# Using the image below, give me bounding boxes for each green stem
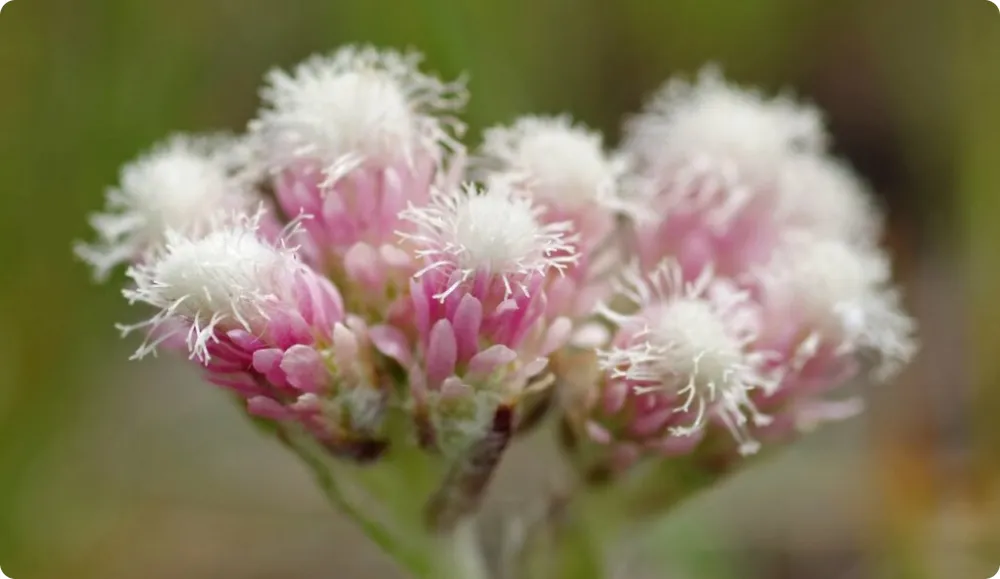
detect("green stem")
[516,488,610,579]
[276,423,493,579]
[280,432,434,577]
[426,519,492,579]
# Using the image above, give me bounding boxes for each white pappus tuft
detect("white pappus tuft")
[399,181,580,301]
[758,233,917,381]
[479,115,629,210]
[250,45,467,187]
[75,134,254,281]
[777,155,884,244]
[119,211,305,362]
[623,66,826,228]
[597,261,775,455]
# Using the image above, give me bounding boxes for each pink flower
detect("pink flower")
[585,261,777,461]
[366,181,578,454]
[119,212,385,451]
[623,66,828,279]
[749,233,916,438]
[248,45,468,309]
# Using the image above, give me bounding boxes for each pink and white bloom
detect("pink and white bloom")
[479,115,628,244]
[248,45,467,293]
[750,233,916,436]
[587,261,777,460]
[624,67,827,278]
[119,212,385,450]
[369,181,578,453]
[76,134,258,280]
[479,115,632,322]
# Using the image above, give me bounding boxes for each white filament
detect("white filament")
[399,182,579,301]
[598,261,774,454]
[251,45,467,185]
[480,115,627,209]
[120,213,302,362]
[76,134,252,280]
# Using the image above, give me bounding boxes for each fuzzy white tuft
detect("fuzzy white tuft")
[759,233,917,380]
[778,155,883,244]
[479,115,628,210]
[623,66,826,228]
[399,181,579,301]
[75,134,253,281]
[598,261,774,455]
[250,45,467,186]
[120,212,304,362]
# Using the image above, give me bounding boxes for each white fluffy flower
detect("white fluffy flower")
[758,233,917,380]
[76,134,253,280]
[250,45,467,186]
[120,212,303,362]
[598,261,775,454]
[479,115,628,210]
[399,181,579,301]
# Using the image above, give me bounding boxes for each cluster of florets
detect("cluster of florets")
[78,47,916,476]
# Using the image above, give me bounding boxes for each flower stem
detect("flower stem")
[278,428,434,576]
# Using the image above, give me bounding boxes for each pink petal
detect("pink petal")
[207,374,263,396]
[628,406,674,438]
[247,396,292,420]
[264,309,313,349]
[252,348,284,374]
[467,344,518,376]
[521,357,549,378]
[227,329,265,352]
[331,322,361,370]
[571,322,610,349]
[585,420,613,445]
[452,294,483,364]
[344,242,384,291]
[426,319,457,389]
[369,324,412,366]
[601,381,630,414]
[280,345,328,393]
[380,244,412,268]
[410,277,431,341]
[439,377,470,399]
[541,317,572,356]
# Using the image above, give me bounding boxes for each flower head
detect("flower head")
[400,181,579,302]
[480,115,627,212]
[76,134,254,280]
[625,66,825,186]
[117,211,387,451]
[755,233,916,383]
[595,261,775,455]
[623,66,825,248]
[120,211,342,363]
[250,45,467,185]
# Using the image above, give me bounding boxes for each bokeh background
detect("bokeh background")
[0,0,996,577]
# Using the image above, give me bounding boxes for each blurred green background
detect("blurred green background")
[0,0,997,577]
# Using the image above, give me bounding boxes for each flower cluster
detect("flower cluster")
[80,48,916,483]
[578,67,917,467]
